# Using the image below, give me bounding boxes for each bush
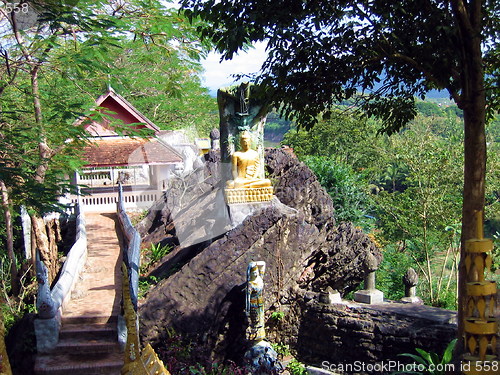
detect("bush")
[287,358,307,375]
[376,244,415,301]
[303,156,374,229]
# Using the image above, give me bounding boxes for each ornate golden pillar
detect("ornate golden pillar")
[462,211,498,374]
[121,264,170,375]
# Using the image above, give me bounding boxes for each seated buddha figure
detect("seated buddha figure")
[226,131,272,189]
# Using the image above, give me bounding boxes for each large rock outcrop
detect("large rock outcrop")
[138,148,381,361]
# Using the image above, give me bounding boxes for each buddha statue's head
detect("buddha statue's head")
[240,130,252,151]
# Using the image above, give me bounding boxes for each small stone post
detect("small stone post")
[209,128,220,151]
[354,252,384,304]
[401,268,423,304]
[318,286,343,305]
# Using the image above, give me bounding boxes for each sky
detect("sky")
[200,41,268,96]
[199,41,448,100]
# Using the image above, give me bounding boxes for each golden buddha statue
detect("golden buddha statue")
[226,131,272,189]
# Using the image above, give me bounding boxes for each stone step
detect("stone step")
[59,323,117,341]
[61,314,118,326]
[54,336,121,355]
[34,351,123,375]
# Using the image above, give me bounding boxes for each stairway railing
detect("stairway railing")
[116,183,169,375]
[34,202,87,353]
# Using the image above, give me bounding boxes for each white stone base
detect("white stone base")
[227,196,298,228]
[401,296,424,304]
[319,291,343,305]
[354,289,384,304]
[228,201,274,227]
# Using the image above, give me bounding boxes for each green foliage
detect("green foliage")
[156,327,247,374]
[490,232,500,279]
[0,254,36,330]
[1,1,213,318]
[283,107,485,308]
[287,358,307,375]
[271,342,291,358]
[376,244,415,301]
[105,39,217,136]
[189,362,246,375]
[138,275,159,299]
[415,101,444,117]
[282,111,384,176]
[270,310,285,322]
[265,111,292,146]
[0,0,214,219]
[149,243,172,264]
[303,156,374,229]
[138,242,172,297]
[392,339,457,375]
[372,117,463,307]
[266,111,292,132]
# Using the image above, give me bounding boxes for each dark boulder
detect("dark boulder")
[137,148,381,361]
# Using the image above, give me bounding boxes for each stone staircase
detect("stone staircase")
[34,213,124,375]
[34,315,122,374]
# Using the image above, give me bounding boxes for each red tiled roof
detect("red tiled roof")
[82,137,183,167]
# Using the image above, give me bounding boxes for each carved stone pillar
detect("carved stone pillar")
[209,128,220,151]
[401,268,423,304]
[354,252,384,304]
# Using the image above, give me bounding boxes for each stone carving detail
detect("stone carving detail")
[401,268,422,304]
[244,261,282,374]
[354,252,384,304]
[209,128,220,151]
[0,311,12,375]
[246,261,266,343]
[36,254,56,319]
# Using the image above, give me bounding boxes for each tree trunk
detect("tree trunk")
[31,215,59,283]
[0,180,19,296]
[456,18,487,358]
[448,0,487,357]
[457,103,486,353]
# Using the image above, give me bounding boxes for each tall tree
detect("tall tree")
[180,0,499,347]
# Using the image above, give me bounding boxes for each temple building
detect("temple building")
[70,88,184,212]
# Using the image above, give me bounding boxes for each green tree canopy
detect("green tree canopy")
[180,0,498,130]
[0,0,213,212]
[0,0,213,294]
[282,110,385,176]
